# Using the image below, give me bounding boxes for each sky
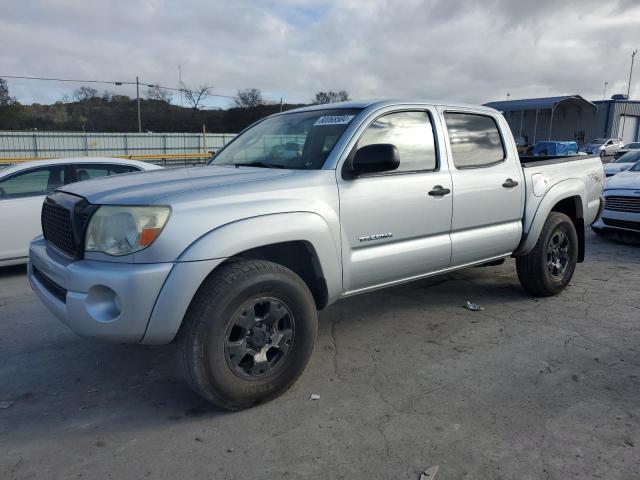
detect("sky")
[1,0,639,109]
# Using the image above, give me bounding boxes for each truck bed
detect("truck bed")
[519,154,599,168]
[517,153,604,256]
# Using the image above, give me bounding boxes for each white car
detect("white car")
[592,160,640,236]
[603,150,640,177]
[613,141,640,160]
[581,138,623,158]
[0,157,162,266]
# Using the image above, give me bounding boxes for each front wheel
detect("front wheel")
[179,260,318,410]
[516,212,578,296]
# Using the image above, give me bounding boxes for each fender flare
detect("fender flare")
[141,212,342,344]
[515,178,586,256]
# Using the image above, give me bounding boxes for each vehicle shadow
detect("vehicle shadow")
[0,263,27,278]
[1,334,226,446]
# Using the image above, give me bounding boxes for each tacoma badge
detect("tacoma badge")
[358,233,393,242]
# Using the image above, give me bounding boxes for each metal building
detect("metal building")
[485,95,640,146]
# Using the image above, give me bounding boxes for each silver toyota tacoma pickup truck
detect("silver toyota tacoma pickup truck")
[28,100,604,410]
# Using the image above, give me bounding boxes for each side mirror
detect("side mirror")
[346,143,400,178]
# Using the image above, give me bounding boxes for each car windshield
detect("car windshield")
[623,142,640,149]
[210,109,361,170]
[631,161,640,172]
[615,151,640,163]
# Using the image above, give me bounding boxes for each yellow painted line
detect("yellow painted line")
[0,153,213,164]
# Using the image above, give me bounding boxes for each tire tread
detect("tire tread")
[516,212,577,297]
[178,259,315,410]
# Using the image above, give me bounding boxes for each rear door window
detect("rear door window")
[444,112,505,168]
[74,164,139,181]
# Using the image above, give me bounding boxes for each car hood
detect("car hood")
[603,163,634,173]
[58,165,294,205]
[604,170,640,190]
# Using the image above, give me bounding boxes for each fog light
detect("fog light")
[85,285,121,323]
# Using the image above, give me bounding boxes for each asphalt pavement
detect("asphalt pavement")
[1,230,638,479]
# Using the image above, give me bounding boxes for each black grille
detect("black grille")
[604,196,640,213]
[602,218,640,232]
[42,202,76,257]
[33,266,67,303]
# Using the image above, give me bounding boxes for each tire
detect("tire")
[179,260,318,410]
[516,212,578,296]
[600,149,606,158]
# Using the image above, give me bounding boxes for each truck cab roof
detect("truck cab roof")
[285,99,500,114]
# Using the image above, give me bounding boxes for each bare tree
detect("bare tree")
[0,78,17,106]
[180,83,213,111]
[234,88,264,108]
[313,90,350,104]
[73,86,98,102]
[147,84,173,104]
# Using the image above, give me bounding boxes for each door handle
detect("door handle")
[502,178,519,188]
[428,185,451,197]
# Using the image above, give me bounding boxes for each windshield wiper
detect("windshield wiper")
[233,162,287,169]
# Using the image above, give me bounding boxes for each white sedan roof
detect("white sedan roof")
[0,157,162,177]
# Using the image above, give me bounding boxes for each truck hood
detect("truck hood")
[604,170,640,190]
[58,165,293,205]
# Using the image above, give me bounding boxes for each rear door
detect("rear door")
[0,165,73,261]
[441,110,524,266]
[338,108,453,294]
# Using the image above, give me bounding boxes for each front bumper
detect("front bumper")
[28,237,173,343]
[592,207,640,233]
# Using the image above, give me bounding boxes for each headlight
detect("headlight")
[85,206,171,256]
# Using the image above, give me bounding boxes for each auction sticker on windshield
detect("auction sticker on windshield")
[314,115,355,126]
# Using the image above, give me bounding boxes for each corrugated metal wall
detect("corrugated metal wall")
[499,100,640,145]
[604,101,640,142]
[0,131,237,159]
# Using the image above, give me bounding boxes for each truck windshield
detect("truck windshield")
[211,109,362,170]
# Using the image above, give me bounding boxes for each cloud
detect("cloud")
[1,0,638,107]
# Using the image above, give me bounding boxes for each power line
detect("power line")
[0,74,240,99]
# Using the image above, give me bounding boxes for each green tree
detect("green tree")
[0,78,17,106]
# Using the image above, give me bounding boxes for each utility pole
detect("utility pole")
[620,49,637,141]
[603,81,608,101]
[178,65,183,107]
[280,98,283,112]
[136,76,142,133]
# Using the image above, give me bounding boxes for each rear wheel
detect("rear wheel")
[179,260,318,410]
[516,212,578,296]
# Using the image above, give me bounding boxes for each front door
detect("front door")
[338,110,453,294]
[0,165,72,261]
